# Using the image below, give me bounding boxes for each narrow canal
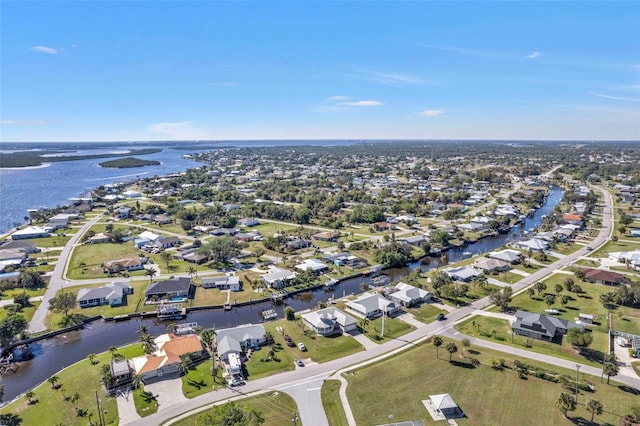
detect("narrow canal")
[1,187,563,402]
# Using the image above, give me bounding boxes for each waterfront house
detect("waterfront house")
[201,275,241,291]
[295,258,329,274]
[261,268,297,289]
[301,307,358,336]
[443,266,483,282]
[488,249,523,264]
[145,277,193,302]
[11,226,50,240]
[77,281,132,307]
[387,282,432,307]
[103,257,145,274]
[511,238,549,252]
[512,310,583,342]
[473,257,510,273]
[129,333,206,380]
[345,293,399,319]
[215,324,266,362]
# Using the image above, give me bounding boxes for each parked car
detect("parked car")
[284,334,295,347]
[297,342,307,351]
[294,358,304,367]
[436,313,446,321]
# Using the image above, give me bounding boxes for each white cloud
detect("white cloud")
[588,91,640,102]
[0,119,48,126]
[325,95,353,102]
[208,81,237,87]
[147,121,206,139]
[527,51,541,59]
[336,100,383,107]
[418,110,445,117]
[364,71,430,86]
[30,45,59,54]
[421,44,502,59]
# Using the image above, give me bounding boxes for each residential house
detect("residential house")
[88,232,111,244]
[116,206,131,219]
[104,257,145,274]
[512,310,583,342]
[489,249,523,264]
[387,282,432,307]
[581,268,626,285]
[145,277,193,302]
[295,259,329,274]
[0,248,27,270]
[345,293,399,319]
[630,229,640,238]
[473,257,510,273]
[371,222,396,232]
[312,231,341,242]
[234,232,259,242]
[201,275,242,291]
[129,333,206,380]
[443,266,483,282]
[512,238,549,252]
[215,323,266,362]
[285,237,311,251]
[261,268,297,289]
[301,307,358,336]
[157,236,181,248]
[153,214,173,225]
[562,213,584,228]
[11,226,51,240]
[401,235,428,246]
[238,218,260,227]
[77,281,132,308]
[0,240,37,253]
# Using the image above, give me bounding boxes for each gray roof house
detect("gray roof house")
[201,275,241,291]
[77,281,132,308]
[387,282,432,307]
[443,266,483,282]
[512,310,584,342]
[216,324,267,362]
[488,249,523,264]
[261,268,297,289]
[345,293,399,319]
[301,307,358,336]
[145,277,193,301]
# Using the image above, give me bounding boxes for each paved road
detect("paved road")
[28,211,105,333]
[133,186,631,425]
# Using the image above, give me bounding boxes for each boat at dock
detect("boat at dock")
[261,309,278,321]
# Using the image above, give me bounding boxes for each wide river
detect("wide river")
[0,186,563,402]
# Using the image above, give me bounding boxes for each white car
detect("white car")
[297,342,307,351]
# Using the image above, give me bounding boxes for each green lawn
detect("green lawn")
[181,358,220,398]
[404,304,446,324]
[339,337,639,425]
[361,316,415,343]
[455,316,609,368]
[31,235,72,248]
[321,379,349,426]
[133,388,158,417]
[591,239,640,258]
[171,391,298,426]
[67,241,144,279]
[0,344,145,426]
[0,302,40,323]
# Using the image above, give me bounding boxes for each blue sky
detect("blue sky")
[1,1,639,142]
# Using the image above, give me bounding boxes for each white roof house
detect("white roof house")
[295,259,329,273]
[443,266,483,282]
[512,238,549,252]
[489,249,522,263]
[215,323,266,361]
[261,268,297,288]
[11,226,51,240]
[301,307,358,335]
[345,293,399,319]
[138,230,161,242]
[388,282,432,306]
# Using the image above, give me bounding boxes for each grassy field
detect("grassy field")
[340,337,639,425]
[171,391,298,426]
[67,242,143,279]
[132,388,158,417]
[591,239,640,257]
[405,304,446,324]
[361,316,415,343]
[455,316,609,368]
[32,234,72,248]
[321,379,349,426]
[180,358,219,398]
[0,302,39,323]
[0,344,145,426]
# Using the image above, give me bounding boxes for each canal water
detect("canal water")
[1,187,563,402]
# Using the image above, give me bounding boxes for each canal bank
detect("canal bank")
[1,186,563,403]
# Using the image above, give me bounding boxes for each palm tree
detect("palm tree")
[556,392,576,418]
[108,346,118,357]
[586,399,603,422]
[131,374,145,392]
[603,362,619,384]
[140,333,155,354]
[47,375,59,389]
[87,353,97,365]
[145,267,157,283]
[446,342,458,361]
[70,392,80,409]
[200,328,217,354]
[166,322,178,334]
[526,288,535,299]
[136,324,148,335]
[25,391,35,404]
[187,266,197,278]
[461,338,471,357]
[433,336,443,359]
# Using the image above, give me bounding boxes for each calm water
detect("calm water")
[0,187,562,402]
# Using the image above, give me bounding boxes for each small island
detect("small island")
[98,157,161,168]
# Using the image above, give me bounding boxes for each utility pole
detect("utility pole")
[95,390,104,426]
[575,364,581,405]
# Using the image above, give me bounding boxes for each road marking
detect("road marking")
[307,387,322,391]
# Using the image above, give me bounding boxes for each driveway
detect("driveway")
[115,388,140,424]
[142,374,188,414]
